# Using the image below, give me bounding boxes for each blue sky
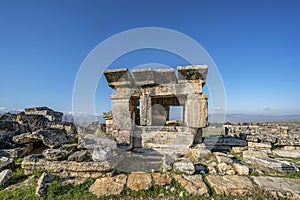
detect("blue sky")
[0,0,300,115]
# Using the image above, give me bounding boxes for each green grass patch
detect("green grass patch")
[14,157,24,164]
[45,177,96,200]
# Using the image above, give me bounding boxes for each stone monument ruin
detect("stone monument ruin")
[103,65,208,154]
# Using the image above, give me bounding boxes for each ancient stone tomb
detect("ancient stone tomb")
[103,65,208,154]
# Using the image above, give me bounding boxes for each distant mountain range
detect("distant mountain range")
[1,107,300,123]
[210,113,300,123]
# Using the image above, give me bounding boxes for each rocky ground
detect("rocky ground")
[0,107,300,199]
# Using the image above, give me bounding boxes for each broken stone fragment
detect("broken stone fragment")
[0,156,14,171]
[42,148,70,161]
[249,156,299,174]
[232,163,249,176]
[0,169,12,185]
[92,147,112,162]
[151,173,171,186]
[253,176,300,200]
[173,174,209,196]
[0,143,33,158]
[13,129,70,148]
[89,174,127,196]
[206,175,254,195]
[35,172,55,197]
[24,107,63,122]
[173,158,195,175]
[272,149,300,158]
[68,150,89,162]
[127,172,152,191]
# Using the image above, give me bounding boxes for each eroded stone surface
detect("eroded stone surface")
[36,172,55,197]
[173,174,209,196]
[13,129,70,148]
[151,173,171,186]
[206,175,254,195]
[42,148,70,161]
[249,156,298,173]
[127,172,152,191]
[0,169,12,185]
[22,154,113,178]
[0,156,14,171]
[273,149,300,158]
[253,176,300,200]
[68,150,89,162]
[173,158,195,175]
[89,174,127,196]
[232,163,249,176]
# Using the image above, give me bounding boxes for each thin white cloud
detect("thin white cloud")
[263,107,278,111]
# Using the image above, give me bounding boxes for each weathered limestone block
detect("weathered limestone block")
[22,154,113,178]
[92,147,112,162]
[138,126,194,155]
[217,163,234,175]
[78,133,117,152]
[0,120,27,148]
[275,134,300,146]
[68,150,89,162]
[48,122,77,134]
[242,150,268,159]
[249,157,299,173]
[273,149,300,158]
[248,142,271,150]
[153,68,177,84]
[184,144,211,162]
[104,68,134,89]
[231,146,248,153]
[13,129,70,148]
[206,175,254,195]
[233,163,249,176]
[42,148,70,161]
[151,173,171,186]
[177,65,208,83]
[16,112,49,132]
[253,176,300,200]
[0,156,14,171]
[0,143,33,158]
[215,154,233,164]
[185,94,208,128]
[132,68,155,86]
[127,172,152,191]
[173,158,195,175]
[36,172,55,197]
[0,169,12,185]
[173,174,209,196]
[24,107,63,122]
[89,174,127,196]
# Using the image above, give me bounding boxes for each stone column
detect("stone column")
[184,94,208,128]
[110,97,133,144]
[140,91,152,126]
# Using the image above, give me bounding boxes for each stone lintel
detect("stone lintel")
[104,68,134,89]
[132,68,155,86]
[177,65,208,83]
[154,68,177,84]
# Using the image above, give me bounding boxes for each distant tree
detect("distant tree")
[224,122,232,125]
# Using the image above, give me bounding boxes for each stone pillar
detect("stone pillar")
[184,94,208,128]
[111,97,133,144]
[140,92,152,126]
